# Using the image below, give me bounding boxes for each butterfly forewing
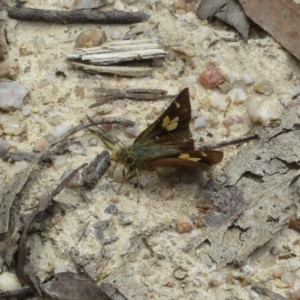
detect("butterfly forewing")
[134,88,193,150]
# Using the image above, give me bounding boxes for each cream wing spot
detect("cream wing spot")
[161,116,179,131]
[162,116,170,129]
[178,153,201,162]
[166,117,179,131]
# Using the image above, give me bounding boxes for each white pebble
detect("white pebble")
[242,264,254,275]
[96,104,113,115]
[22,104,31,116]
[273,264,284,278]
[249,289,260,299]
[292,85,300,97]
[0,272,22,291]
[125,124,140,138]
[181,76,195,86]
[247,95,282,125]
[0,81,30,111]
[225,73,237,84]
[114,0,124,10]
[241,74,254,85]
[54,156,67,170]
[73,0,103,9]
[111,29,122,39]
[227,88,248,104]
[194,116,207,129]
[1,118,26,135]
[210,93,228,110]
[86,108,97,118]
[285,258,300,272]
[52,124,71,137]
[281,271,296,284]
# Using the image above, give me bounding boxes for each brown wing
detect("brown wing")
[134,88,194,150]
[149,150,224,168]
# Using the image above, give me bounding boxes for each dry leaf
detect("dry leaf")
[239,0,300,61]
[197,0,250,41]
[184,106,300,266]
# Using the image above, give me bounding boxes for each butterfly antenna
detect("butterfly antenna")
[87,116,115,151]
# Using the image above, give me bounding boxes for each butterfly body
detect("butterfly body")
[111,88,224,179]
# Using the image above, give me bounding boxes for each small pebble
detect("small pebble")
[86,108,97,118]
[285,258,300,272]
[247,95,282,125]
[174,0,186,10]
[194,116,207,129]
[242,265,253,275]
[52,124,71,137]
[74,29,107,48]
[0,138,10,158]
[61,170,81,187]
[173,268,188,280]
[0,272,22,291]
[292,85,300,98]
[0,61,19,80]
[269,246,280,256]
[74,86,85,99]
[171,44,196,57]
[0,81,30,111]
[227,88,248,104]
[166,49,177,61]
[0,112,26,136]
[210,93,228,110]
[53,156,67,170]
[281,271,296,285]
[225,72,237,84]
[273,264,284,278]
[96,104,113,115]
[111,29,122,39]
[218,81,232,94]
[176,216,194,233]
[19,42,35,56]
[34,137,48,152]
[125,124,140,138]
[159,187,174,200]
[22,104,31,116]
[181,76,196,88]
[199,66,225,89]
[241,74,254,85]
[254,79,273,95]
[114,0,125,10]
[73,0,104,10]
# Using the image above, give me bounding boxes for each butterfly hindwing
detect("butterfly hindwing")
[134,88,193,150]
[149,150,224,168]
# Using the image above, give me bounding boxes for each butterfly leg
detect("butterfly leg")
[117,165,127,195]
[135,168,140,203]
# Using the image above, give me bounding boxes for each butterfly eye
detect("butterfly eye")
[125,156,134,164]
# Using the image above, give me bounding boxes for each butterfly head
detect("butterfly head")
[111,143,137,169]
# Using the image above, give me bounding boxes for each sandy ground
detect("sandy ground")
[1,0,300,299]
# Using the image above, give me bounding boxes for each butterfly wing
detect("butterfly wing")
[149,149,224,168]
[134,88,193,150]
